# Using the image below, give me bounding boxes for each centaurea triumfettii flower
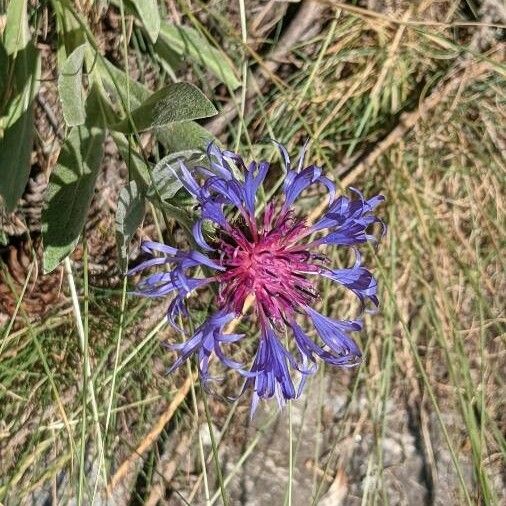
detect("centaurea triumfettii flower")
[130,142,384,412]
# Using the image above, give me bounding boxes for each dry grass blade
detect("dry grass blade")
[206,0,326,135]
[308,46,503,224]
[1,0,504,503]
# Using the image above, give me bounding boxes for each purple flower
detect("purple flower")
[130,142,384,412]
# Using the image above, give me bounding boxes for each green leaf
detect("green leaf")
[0,229,7,246]
[116,180,145,272]
[96,57,150,111]
[0,42,9,102]
[148,150,204,202]
[156,120,215,152]
[111,82,217,133]
[83,81,114,127]
[52,1,85,67]
[110,131,151,189]
[159,201,194,236]
[0,44,40,212]
[2,43,40,125]
[3,0,30,55]
[130,0,160,44]
[157,23,240,90]
[0,109,34,211]
[42,124,105,273]
[58,43,86,127]
[81,72,122,130]
[151,38,182,76]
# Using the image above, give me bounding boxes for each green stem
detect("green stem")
[77,241,89,504]
[64,257,107,489]
[202,391,228,506]
[287,401,293,506]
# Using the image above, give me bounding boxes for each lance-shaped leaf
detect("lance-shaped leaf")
[58,43,86,126]
[96,57,150,110]
[0,43,8,102]
[52,0,85,66]
[3,0,30,55]
[130,0,160,44]
[156,120,215,153]
[0,44,41,212]
[42,124,105,273]
[116,180,145,272]
[0,111,34,211]
[157,23,240,90]
[111,82,217,133]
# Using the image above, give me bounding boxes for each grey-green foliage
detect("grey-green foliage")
[3,0,30,55]
[98,60,216,152]
[111,82,217,133]
[52,0,85,66]
[109,0,238,89]
[110,131,151,189]
[0,229,7,246]
[149,150,205,202]
[58,43,86,126]
[156,120,216,153]
[130,0,160,44]
[0,43,8,101]
[1,0,220,274]
[97,57,150,110]
[116,180,145,272]
[42,122,106,274]
[157,22,240,90]
[0,43,41,212]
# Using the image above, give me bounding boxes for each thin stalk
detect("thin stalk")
[287,401,294,506]
[118,0,130,114]
[187,361,211,504]
[0,261,34,358]
[202,391,228,506]
[187,400,240,503]
[101,274,129,489]
[177,313,210,504]
[235,0,248,151]
[312,336,371,505]
[209,414,278,505]
[77,241,89,505]
[64,257,107,488]
[310,366,325,497]
[102,318,166,386]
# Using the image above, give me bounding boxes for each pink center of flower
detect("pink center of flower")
[217,207,320,320]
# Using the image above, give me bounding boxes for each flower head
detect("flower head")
[130,142,384,412]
